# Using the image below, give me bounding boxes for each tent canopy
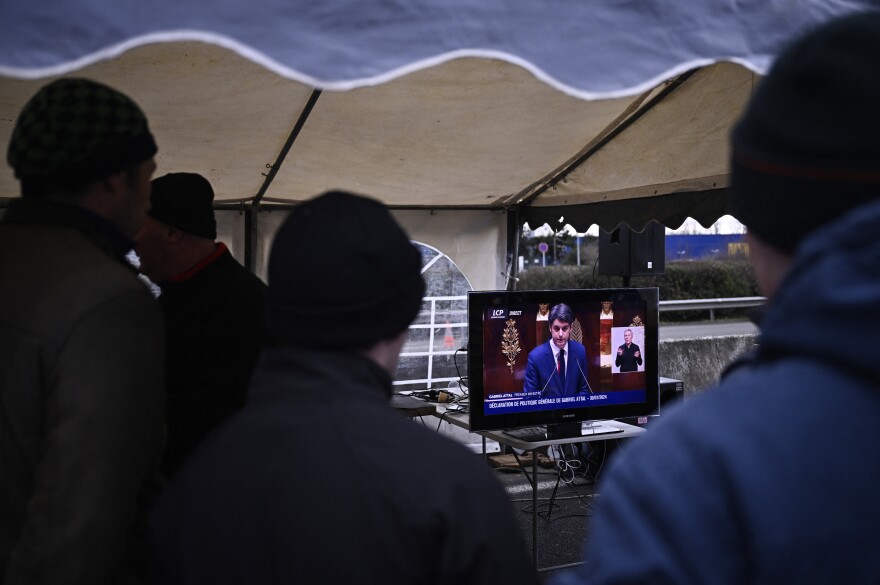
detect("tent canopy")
[1,0,873,235]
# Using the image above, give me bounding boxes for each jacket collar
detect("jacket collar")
[2,198,135,267]
[165,242,228,284]
[250,347,394,404]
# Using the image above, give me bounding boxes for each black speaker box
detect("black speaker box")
[598,222,665,277]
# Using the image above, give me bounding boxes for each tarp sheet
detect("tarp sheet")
[1,0,875,235]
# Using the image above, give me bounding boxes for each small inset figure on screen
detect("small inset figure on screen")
[615,328,643,372]
[523,303,591,398]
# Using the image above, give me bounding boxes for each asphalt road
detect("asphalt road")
[659,320,759,340]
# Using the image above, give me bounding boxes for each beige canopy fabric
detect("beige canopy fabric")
[3,1,873,285]
[518,63,757,232]
[0,42,750,230]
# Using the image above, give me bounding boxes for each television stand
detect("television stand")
[546,421,623,440]
[434,414,646,571]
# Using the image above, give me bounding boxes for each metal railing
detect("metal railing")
[659,296,766,321]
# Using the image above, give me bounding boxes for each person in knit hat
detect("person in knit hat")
[134,172,268,478]
[0,78,165,583]
[150,191,539,585]
[552,11,880,585]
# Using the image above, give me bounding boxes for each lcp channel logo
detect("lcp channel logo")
[489,308,507,319]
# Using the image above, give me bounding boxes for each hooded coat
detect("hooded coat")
[554,199,880,584]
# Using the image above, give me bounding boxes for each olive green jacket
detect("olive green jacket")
[0,200,165,584]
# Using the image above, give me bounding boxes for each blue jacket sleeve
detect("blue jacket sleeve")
[523,349,540,393]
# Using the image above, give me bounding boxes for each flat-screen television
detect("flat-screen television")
[467,287,660,439]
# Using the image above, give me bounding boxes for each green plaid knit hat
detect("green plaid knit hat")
[7,78,157,196]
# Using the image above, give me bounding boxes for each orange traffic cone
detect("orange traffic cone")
[444,321,455,348]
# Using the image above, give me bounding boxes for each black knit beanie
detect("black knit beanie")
[730,11,880,253]
[7,78,157,197]
[149,173,218,239]
[267,191,425,349]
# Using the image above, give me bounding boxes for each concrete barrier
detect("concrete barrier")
[659,334,758,399]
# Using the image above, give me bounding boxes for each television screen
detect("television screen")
[467,287,660,437]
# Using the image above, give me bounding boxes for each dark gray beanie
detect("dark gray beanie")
[7,78,157,197]
[730,11,880,253]
[149,173,217,239]
[267,191,425,349]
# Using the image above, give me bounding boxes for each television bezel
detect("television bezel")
[466,287,660,433]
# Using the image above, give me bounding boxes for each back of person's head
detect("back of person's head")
[267,190,425,350]
[730,11,880,254]
[549,303,574,325]
[6,78,157,199]
[149,172,217,239]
